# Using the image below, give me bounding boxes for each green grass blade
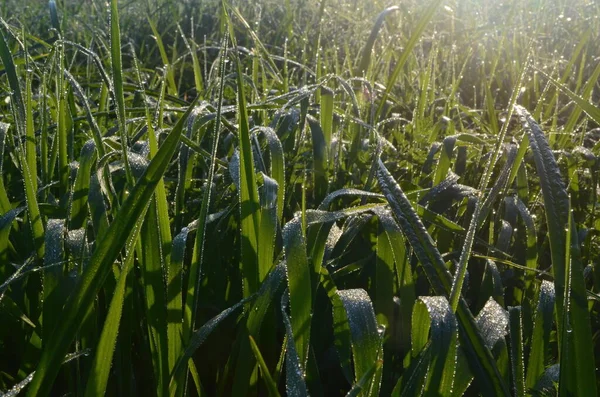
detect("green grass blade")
[0,24,45,259]
[281,291,309,396]
[171,296,253,393]
[508,307,525,396]
[411,296,458,397]
[146,16,177,96]
[228,5,282,85]
[346,360,382,397]
[230,263,287,396]
[177,24,204,98]
[0,21,25,132]
[186,35,227,349]
[515,105,596,396]
[525,281,555,390]
[394,341,432,396]
[138,200,169,395]
[320,267,353,384]
[374,207,415,352]
[282,216,311,369]
[253,126,285,224]
[225,6,262,297]
[83,221,140,397]
[25,96,198,397]
[307,115,328,202]
[358,6,400,77]
[375,218,395,330]
[432,136,456,186]
[42,219,65,344]
[248,335,281,397]
[449,50,530,313]
[536,68,600,126]
[375,0,444,119]
[258,174,278,282]
[24,68,37,195]
[376,159,510,395]
[110,0,133,185]
[166,225,190,392]
[337,289,383,397]
[68,141,96,230]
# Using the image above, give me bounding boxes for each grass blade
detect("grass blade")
[26,96,199,397]
[375,0,444,119]
[358,6,400,77]
[110,0,133,185]
[515,105,596,395]
[525,281,555,390]
[376,159,510,395]
[508,307,525,396]
[225,5,262,297]
[282,216,311,369]
[248,335,281,397]
[411,296,458,396]
[337,289,383,397]
[83,221,140,397]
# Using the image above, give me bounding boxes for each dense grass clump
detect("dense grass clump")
[1,0,599,395]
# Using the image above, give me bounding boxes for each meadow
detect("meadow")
[0,0,599,395]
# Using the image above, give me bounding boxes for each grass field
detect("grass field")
[1,0,599,395]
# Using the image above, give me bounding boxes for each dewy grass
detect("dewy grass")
[0,0,600,395]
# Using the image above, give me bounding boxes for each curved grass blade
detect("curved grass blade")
[253,127,285,223]
[475,298,509,351]
[282,215,311,369]
[358,6,400,77]
[411,296,458,397]
[525,280,555,390]
[376,159,509,395]
[508,306,525,397]
[337,289,383,397]
[0,207,22,263]
[230,262,286,396]
[281,291,309,397]
[42,219,65,344]
[373,207,415,352]
[515,105,596,396]
[26,96,199,397]
[258,174,278,281]
[320,267,353,384]
[69,141,96,230]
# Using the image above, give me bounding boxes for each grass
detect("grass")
[0,0,599,395]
